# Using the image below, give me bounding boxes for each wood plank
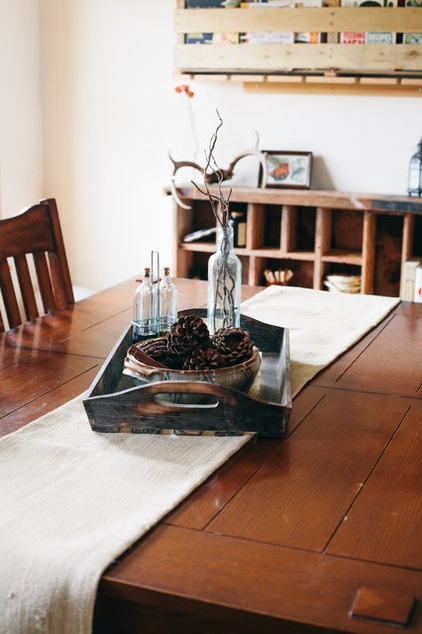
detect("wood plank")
[0,367,100,437]
[171,185,422,214]
[361,210,376,294]
[206,389,409,552]
[175,7,422,34]
[333,313,422,397]
[0,338,25,371]
[165,386,324,530]
[175,43,422,73]
[251,248,315,260]
[0,258,22,330]
[281,205,298,255]
[248,202,265,250]
[350,587,416,627]
[244,79,422,97]
[0,349,102,431]
[14,253,40,321]
[321,249,362,264]
[314,207,332,290]
[328,400,422,569]
[97,523,422,634]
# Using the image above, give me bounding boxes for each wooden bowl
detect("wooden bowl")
[123,341,261,404]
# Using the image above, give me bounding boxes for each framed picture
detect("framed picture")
[260,151,313,189]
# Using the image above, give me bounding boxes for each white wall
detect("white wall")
[0,0,43,217]
[2,0,422,292]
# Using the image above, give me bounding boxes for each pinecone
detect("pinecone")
[136,338,183,369]
[211,326,254,365]
[183,347,225,371]
[166,315,210,357]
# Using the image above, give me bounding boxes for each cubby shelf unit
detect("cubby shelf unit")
[169,185,422,298]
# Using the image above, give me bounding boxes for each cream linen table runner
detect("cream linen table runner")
[241,285,400,397]
[0,286,400,634]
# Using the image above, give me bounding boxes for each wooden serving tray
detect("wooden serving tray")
[83,309,291,438]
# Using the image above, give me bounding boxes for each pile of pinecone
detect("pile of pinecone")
[135,315,255,371]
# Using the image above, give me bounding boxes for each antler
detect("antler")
[169,152,204,210]
[169,152,203,177]
[169,131,269,210]
[204,131,268,187]
[224,132,268,187]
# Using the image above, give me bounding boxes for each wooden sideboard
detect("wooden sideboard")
[169,186,422,298]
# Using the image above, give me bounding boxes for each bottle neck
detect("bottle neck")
[216,224,234,253]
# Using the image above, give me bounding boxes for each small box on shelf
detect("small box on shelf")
[401,258,421,301]
[414,264,422,302]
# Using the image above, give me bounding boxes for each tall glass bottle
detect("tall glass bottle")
[160,267,178,334]
[207,224,241,335]
[132,267,159,342]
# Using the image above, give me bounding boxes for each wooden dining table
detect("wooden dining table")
[1,277,421,634]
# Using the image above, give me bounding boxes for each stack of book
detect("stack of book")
[185,0,239,44]
[185,0,328,45]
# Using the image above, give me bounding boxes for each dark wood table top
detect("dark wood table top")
[1,278,421,634]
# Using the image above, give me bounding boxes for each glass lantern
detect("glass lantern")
[408,139,422,197]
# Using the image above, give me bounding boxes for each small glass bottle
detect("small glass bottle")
[207,224,242,335]
[160,267,178,334]
[230,210,247,248]
[132,267,159,343]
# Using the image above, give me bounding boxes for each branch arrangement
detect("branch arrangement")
[193,111,232,229]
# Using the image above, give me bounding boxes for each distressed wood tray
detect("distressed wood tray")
[83,308,291,438]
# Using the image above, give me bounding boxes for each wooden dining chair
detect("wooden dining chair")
[0,198,74,332]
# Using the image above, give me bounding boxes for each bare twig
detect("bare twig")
[192,111,232,229]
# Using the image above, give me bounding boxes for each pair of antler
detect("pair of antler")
[169,131,268,210]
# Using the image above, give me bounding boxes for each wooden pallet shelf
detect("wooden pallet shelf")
[174,4,422,95]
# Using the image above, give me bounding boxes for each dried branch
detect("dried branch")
[192,110,232,229]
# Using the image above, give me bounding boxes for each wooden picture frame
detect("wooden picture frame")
[260,151,313,189]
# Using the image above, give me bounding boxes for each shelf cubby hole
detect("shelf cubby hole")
[188,252,209,281]
[263,205,282,250]
[329,209,364,254]
[373,214,403,297]
[255,257,314,290]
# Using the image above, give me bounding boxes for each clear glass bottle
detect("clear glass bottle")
[408,139,422,197]
[207,224,242,335]
[132,267,159,342]
[160,267,178,334]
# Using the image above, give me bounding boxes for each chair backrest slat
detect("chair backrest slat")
[0,199,74,332]
[0,258,23,329]
[14,254,40,322]
[33,252,56,313]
